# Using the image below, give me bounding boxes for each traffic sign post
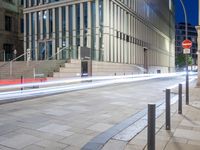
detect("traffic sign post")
[182,39,192,105]
[182,39,192,49]
[183,48,190,54]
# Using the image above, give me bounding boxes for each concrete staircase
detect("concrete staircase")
[0,60,66,79]
[53,59,81,78]
[51,59,143,79]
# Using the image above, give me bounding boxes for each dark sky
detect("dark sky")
[174,0,198,25]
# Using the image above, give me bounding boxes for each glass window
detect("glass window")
[62,7,66,47]
[43,10,47,38]
[31,13,35,60]
[5,16,12,31]
[37,11,41,39]
[76,4,80,46]
[69,5,73,46]
[20,18,24,33]
[83,2,88,46]
[49,9,53,38]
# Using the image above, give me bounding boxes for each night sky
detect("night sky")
[174,0,198,26]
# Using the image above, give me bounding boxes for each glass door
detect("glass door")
[38,42,45,60]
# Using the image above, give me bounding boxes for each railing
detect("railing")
[0,50,5,62]
[15,46,76,79]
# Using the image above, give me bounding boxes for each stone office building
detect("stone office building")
[0,0,24,61]
[23,0,175,74]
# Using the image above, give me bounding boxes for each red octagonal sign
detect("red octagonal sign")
[182,39,192,49]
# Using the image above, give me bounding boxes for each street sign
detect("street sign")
[182,39,192,49]
[183,48,190,54]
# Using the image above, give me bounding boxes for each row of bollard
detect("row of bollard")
[147,84,183,150]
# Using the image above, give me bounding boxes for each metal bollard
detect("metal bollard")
[166,89,171,130]
[21,75,23,91]
[186,74,189,105]
[147,104,156,150]
[178,84,182,114]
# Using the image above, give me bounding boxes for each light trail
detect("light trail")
[0,72,196,103]
[0,72,188,91]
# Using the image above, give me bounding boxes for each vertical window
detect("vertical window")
[99,0,103,51]
[37,11,41,39]
[31,13,35,60]
[55,8,59,49]
[91,0,96,59]
[49,9,53,38]
[5,16,12,31]
[20,18,24,33]
[43,10,47,38]
[69,5,73,47]
[62,7,66,46]
[76,4,80,46]
[83,2,88,47]
[21,0,24,5]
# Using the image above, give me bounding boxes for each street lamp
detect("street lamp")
[179,0,189,105]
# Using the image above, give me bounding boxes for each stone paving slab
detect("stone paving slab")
[0,134,40,149]
[0,77,191,149]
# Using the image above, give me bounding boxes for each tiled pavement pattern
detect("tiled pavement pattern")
[0,76,197,150]
[101,82,200,150]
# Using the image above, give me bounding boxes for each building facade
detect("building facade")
[196,0,200,85]
[23,0,175,73]
[176,23,198,69]
[0,0,24,61]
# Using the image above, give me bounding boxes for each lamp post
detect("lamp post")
[179,0,189,105]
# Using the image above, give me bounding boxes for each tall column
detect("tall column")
[110,1,114,62]
[87,1,92,48]
[113,3,117,63]
[117,6,121,63]
[40,11,43,40]
[28,0,31,7]
[46,10,50,39]
[95,0,100,60]
[29,13,32,56]
[80,3,84,47]
[127,13,131,64]
[24,0,26,8]
[124,11,127,64]
[66,6,69,58]
[24,13,27,59]
[72,4,77,59]
[103,0,110,62]
[34,12,38,60]
[58,7,62,59]
[120,9,124,63]
[52,8,56,59]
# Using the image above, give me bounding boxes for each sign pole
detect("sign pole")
[182,39,192,105]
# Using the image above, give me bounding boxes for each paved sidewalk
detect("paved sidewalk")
[120,82,200,150]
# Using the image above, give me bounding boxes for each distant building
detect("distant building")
[175,23,198,68]
[0,0,24,61]
[23,0,175,74]
[196,0,200,86]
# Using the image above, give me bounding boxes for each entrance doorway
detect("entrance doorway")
[81,61,88,77]
[144,48,148,73]
[38,41,52,60]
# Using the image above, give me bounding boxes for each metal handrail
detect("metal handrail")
[0,50,5,62]
[0,51,27,68]
[17,46,76,78]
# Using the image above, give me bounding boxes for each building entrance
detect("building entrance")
[144,48,148,73]
[81,61,88,77]
[38,41,52,60]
